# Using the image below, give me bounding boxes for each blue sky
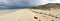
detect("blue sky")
[0,0,60,8]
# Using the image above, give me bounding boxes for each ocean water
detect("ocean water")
[0,9,21,15]
[0,9,22,13]
[0,9,18,12]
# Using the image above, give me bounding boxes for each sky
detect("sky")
[0,0,60,8]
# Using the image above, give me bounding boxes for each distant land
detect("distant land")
[31,3,60,10]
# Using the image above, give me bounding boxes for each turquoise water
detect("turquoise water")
[0,9,20,13]
[0,9,21,15]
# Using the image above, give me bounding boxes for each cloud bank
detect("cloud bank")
[0,0,60,8]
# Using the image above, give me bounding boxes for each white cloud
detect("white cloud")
[31,0,60,6]
[49,0,60,3]
[1,0,60,6]
[0,0,60,8]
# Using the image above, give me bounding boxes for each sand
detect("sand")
[0,9,37,21]
[0,8,60,21]
[28,9,60,21]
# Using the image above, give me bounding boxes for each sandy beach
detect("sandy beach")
[0,8,60,21]
[0,9,37,21]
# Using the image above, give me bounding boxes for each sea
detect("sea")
[0,9,22,15]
